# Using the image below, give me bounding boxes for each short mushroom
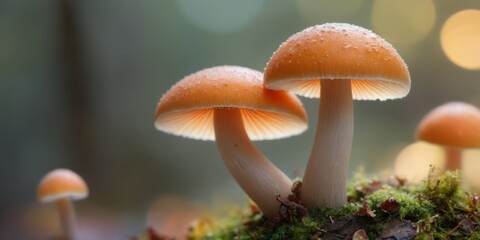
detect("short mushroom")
[416,101,480,171]
[394,141,446,184]
[264,23,411,208]
[37,168,88,240]
[155,66,308,218]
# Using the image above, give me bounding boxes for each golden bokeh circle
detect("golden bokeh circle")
[440,9,480,70]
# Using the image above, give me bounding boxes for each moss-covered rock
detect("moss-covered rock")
[136,170,480,239]
[181,170,480,240]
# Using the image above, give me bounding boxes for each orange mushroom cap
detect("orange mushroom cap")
[264,23,410,100]
[155,66,308,141]
[37,169,89,203]
[416,102,480,149]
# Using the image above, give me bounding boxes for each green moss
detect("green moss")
[423,171,469,215]
[309,202,360,220]
[183,171,480,240]
[267,219,314,240]
[366,186,434,220]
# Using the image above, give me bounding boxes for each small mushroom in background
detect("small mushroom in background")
[461,149,480,193]
[264,23,411,208]
[37,168,89,240]
[394,141,446,184]
[416,102,480,171]
[155,66,308,218]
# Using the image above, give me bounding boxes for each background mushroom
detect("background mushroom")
[394,141,446,184]
[416,101,480,171]
[155,66,307,218]
[264,23,411,208]
[37,168,89,240]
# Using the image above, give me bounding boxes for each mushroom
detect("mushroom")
[37,168,89,240]
[416,101,480,171]
[394,141,446,184]
[264,23,411,208]
[154,66,308,218]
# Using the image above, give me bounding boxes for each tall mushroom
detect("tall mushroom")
[416,101,480,171]
[264,23,411,208]
[37,168,89,240]
[154,66,308,218]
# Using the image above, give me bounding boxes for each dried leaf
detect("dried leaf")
[287,180,303,204]
[378,219,416,240]
[276,195,307,222]
[380,197,401,214]
[357,180,383,197]
[323,218,360,240]
[355,202,376,218]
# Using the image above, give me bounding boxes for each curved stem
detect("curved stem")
[445,147,462,171]
[56,198,77,240]
[214,108,293,218]
[301,79,353,208]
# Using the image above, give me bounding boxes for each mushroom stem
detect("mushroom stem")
[445,147,462,171]
[214,108,293,218]
[56,198,78,240]
[301,79,353,208]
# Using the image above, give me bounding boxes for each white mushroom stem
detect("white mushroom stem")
[445,146,462,171]
[56,198,78,240]
[214,108,293,218]
[301,79,353,208]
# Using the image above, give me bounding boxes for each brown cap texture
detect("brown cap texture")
[37,169,89,203]
[416,102,480,149]
[155,66,308,141]
[264,23,411,100]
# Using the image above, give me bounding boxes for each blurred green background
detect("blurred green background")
[1,0,479,239]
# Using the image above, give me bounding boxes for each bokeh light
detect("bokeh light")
[440,9,480,70]
[296,0,364,23]
[394,142,445,184]
[146,196,201,239]
[371,0,436,45]
[176,0,264,34]
[462,149,480,192]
